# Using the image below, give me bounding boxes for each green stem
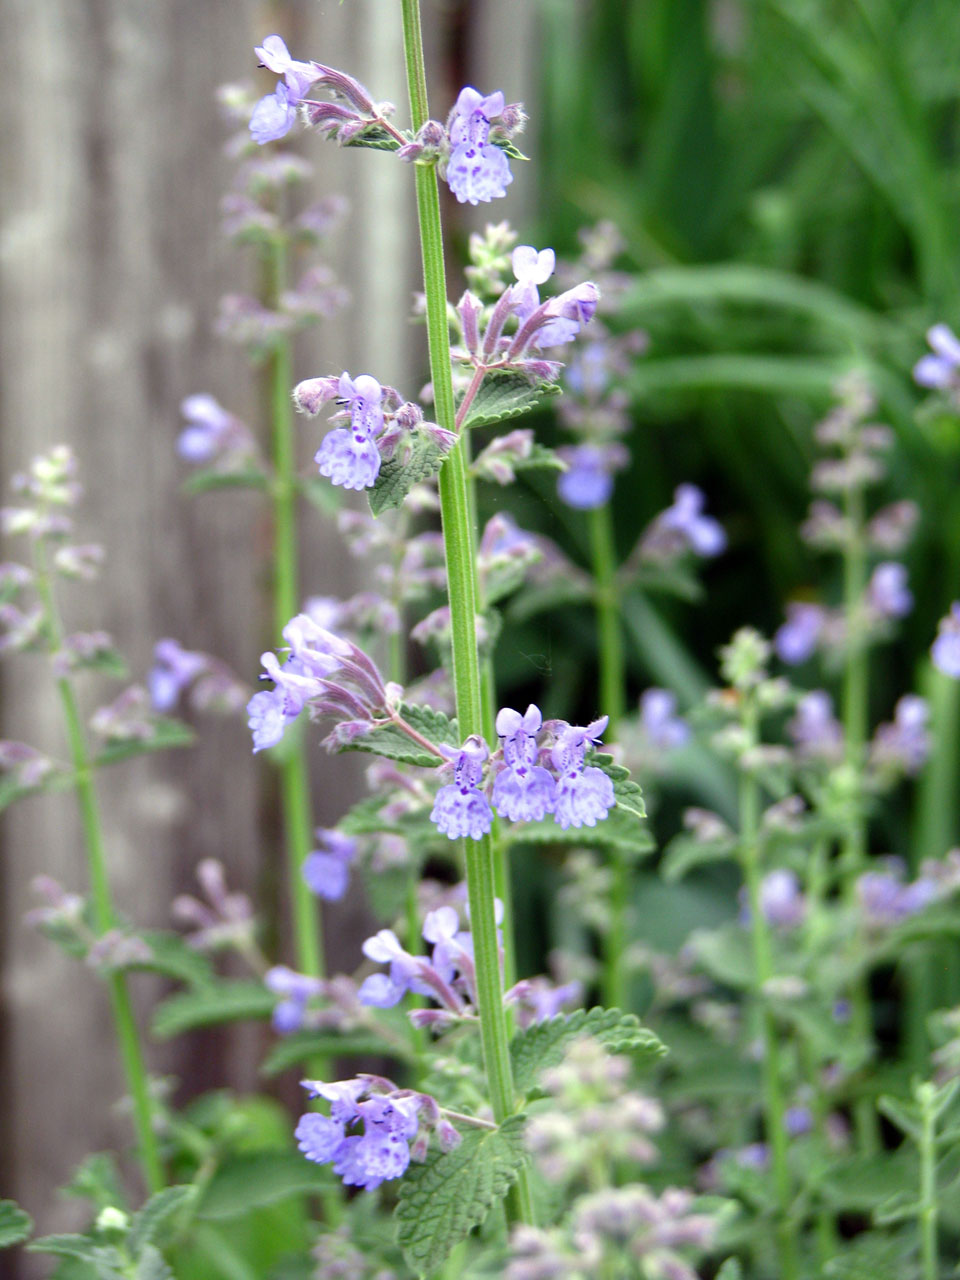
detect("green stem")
[34,550,163,1194]
[589,504,629,1010]
[918,1083,939,1280]
[264,237,324,980]
[400,0,532,1225]
[739,710,799,1280]
[840,485,878,1153]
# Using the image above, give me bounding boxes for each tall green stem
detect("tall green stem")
[840,484,878,1152]
[918,1083,939,1280]
[264,238,324,980]
[34,547,164,1194]
[588,504,629,1009]
[400,0,531,1224]
[739,706,799,1280]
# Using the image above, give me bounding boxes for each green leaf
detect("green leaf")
[93,718,195,769]
[660,832,738,882]
[819,1150,920,1213]
[715,1260,744,1280]
[70,648,129,679]
[198,1152,332,1221]
[505,806,656,854]
[877,1095,922,1143]
[873,1190,922,1226]
[337,703,458,769]
[369,429,449,516]
[124,932,214,988]
[507,574,593,623]
[134,1244,174,1280]
[394,1115,528,1274]
[0,1200,33,1249]
[461,372,561,431]
[589,752,646,821]
[182,467,270,496]
[296,474,341,516]
[688,923,755,990]
[128,1186,198,1256]
[0,768,74,813]
[27,1234,124,1270]
[491,138,529,162]
[152,982,276,1039]
[63,1153,128,1213]
[342,125,402,152]
[261,1029,412,1077]
[510,1007,667,1096]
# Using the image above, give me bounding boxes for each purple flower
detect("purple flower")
[867,562,912,620]
[178,395,232,462]
[510,246,579,347]
[639,688,689,750]
[857,864,938,926]
[784,1106,813,1138]
[932,603,960,678]
[775,603,826,665]
[492,704,556,822]
[556,442,628,510]
[758,869,805,930]
[445,87,513,205]
[296,1081,421,1191]
[914,324,960,390]
[315,372,385,491]
[303,829,359,902]
[787,691,843,761]
[358,929,429,1008]
[250,81,299,145]
[656,485,726,556]
[551,717,616,830]
[431,736,494,840]
[871,695,930,776]
[148,639,208,711]
[265,965,324,1035]
[254,35,317,101]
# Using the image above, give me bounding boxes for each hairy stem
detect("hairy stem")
[400,0,532,1224]
[589,503,629,1009]
[918,1083,939,1280]
[264,237,324,980]
[739,706,798,1280]
[840,483,878,1153]
[34,545,164,1194]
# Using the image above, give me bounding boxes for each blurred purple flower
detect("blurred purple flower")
[775,603,826,665]
[932,603,960,678]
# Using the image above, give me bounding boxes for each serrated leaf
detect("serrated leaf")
[395,1115,528,1274]
[660,833,738,881]
[0,1200,33,1249]
[337,703,457,769]
[504,806,656,854]
[261,1029,411,1077]
[491,138,529,161]
[198,1152,332,1220]
[152,982,275,1039]
[342,126,402,152]
[128,1186,197,1256]
[471,440,566,486]
[134,1244,174,1280]
[462,372,561,431]
[182,467,269,496]
[369,429,448,516]
[587,752,647,821]
[93,718,194,768]
[510,1007,667,1096]
[823,1226,917,1279]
